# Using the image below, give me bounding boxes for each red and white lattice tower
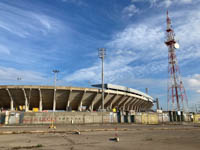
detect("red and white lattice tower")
[165,11,188,112]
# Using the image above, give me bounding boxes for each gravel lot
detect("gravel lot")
[0,124,200,150]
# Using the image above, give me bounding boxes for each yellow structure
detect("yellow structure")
[112,108,117,113]
[193,114,200,123]
[19,105,25,111]
[32,108,39,112]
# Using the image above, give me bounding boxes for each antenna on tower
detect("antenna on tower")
[165,11,188,112]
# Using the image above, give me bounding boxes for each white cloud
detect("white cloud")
[160,0,195,7]
[159,0,193,7]
[0,2,64,38]
[108,24,164,51]
[122,4,140,17]
[131,0,195,7]
[186,74,200,89]
[183,74,200,108]
[32,14,52,30]
[64,53,135,84]
[0,20,29,38]
[65,65,99,82]
[163,0,172,7]
[0,66,46,84]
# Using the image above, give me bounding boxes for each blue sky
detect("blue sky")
[0,0,200,110]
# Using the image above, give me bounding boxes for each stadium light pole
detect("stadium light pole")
[50,69,59,129]
[53,69,59,111]
[98,48,106,111]
[17,77,22,85]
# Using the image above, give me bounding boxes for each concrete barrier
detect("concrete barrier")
[141,113,159,125]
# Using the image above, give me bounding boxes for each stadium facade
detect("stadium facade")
[0,84,153,112]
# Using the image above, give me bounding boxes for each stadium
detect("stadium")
[0,84,153,112]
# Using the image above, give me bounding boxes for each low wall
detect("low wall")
[0,112,118,125]
[135,113,161,124]
[0,111,195,125]
[134,112,192,124]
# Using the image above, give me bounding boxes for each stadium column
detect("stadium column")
[127,98,136,110]
[6,89,14,111]
[122,97,133,111]
[112,95,126,110]
[66,89,72,111]
[134,100,141,112]
[118,96,130,110]
[90,92,101,111]
[22,88,29,112]
[103,93,112,109]
[109,102,112,110]
[53,89,56,111]
[105,94,118,110]
[138,100,146,112]
[126,97,136,111]
[108,94,122,110]
[78,90,86,111]
[89,92,98,111]
[39,89,43,111]
[131,98,140,111]
[98,93,109,110]
[136,100,145,112]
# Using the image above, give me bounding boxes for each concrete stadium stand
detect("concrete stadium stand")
[0,85,153,112]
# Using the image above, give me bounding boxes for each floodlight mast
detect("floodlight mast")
[98,48,106,111]
[50,69,59,129]
[53,69,59,111]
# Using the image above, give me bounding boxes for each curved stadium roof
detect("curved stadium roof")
[0,84,153,112]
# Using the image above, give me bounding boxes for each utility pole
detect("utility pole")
[50,69,59,129]
[98,48,106,111]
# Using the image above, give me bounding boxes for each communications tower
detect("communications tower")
[165,11,188,112]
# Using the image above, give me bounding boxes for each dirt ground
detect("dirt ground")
[0,123,200,150]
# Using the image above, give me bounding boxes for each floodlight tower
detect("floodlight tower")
[165,11,188,112]
[98,48,106,111]
[53,69,59,111]
[50,69,59,129]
